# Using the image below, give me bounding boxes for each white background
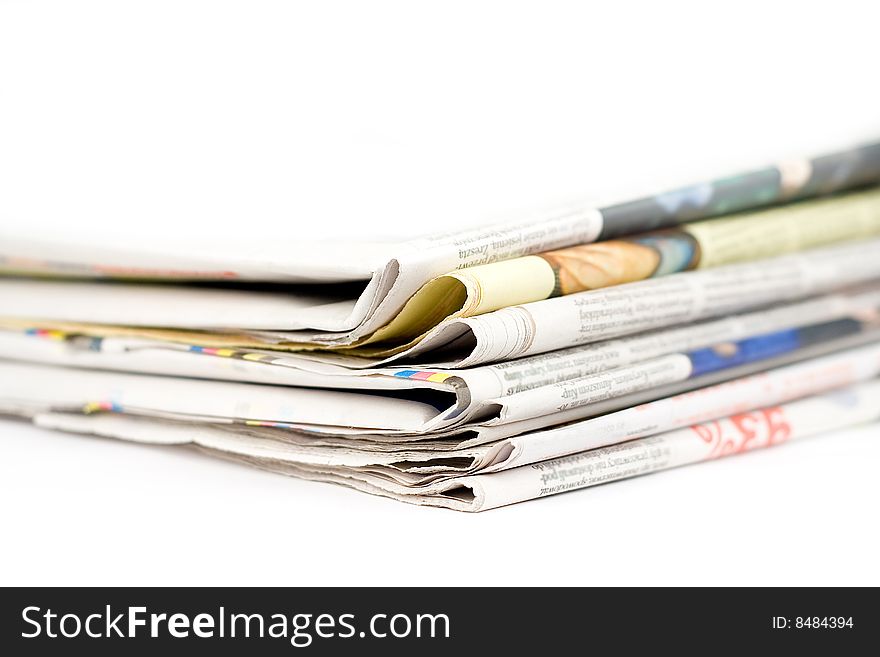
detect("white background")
[1,0,879,586]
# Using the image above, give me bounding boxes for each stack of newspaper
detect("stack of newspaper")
[3,140,880,511]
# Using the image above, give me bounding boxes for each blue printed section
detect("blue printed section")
[630,233,698,276]
[687,329,802,378]
[393,370,420,378]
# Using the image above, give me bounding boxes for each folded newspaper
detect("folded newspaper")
[2,287,880,436]
[4,345,880,510]
[2,139,880,510]
[5,235,880,368]
[1,142,879,343]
